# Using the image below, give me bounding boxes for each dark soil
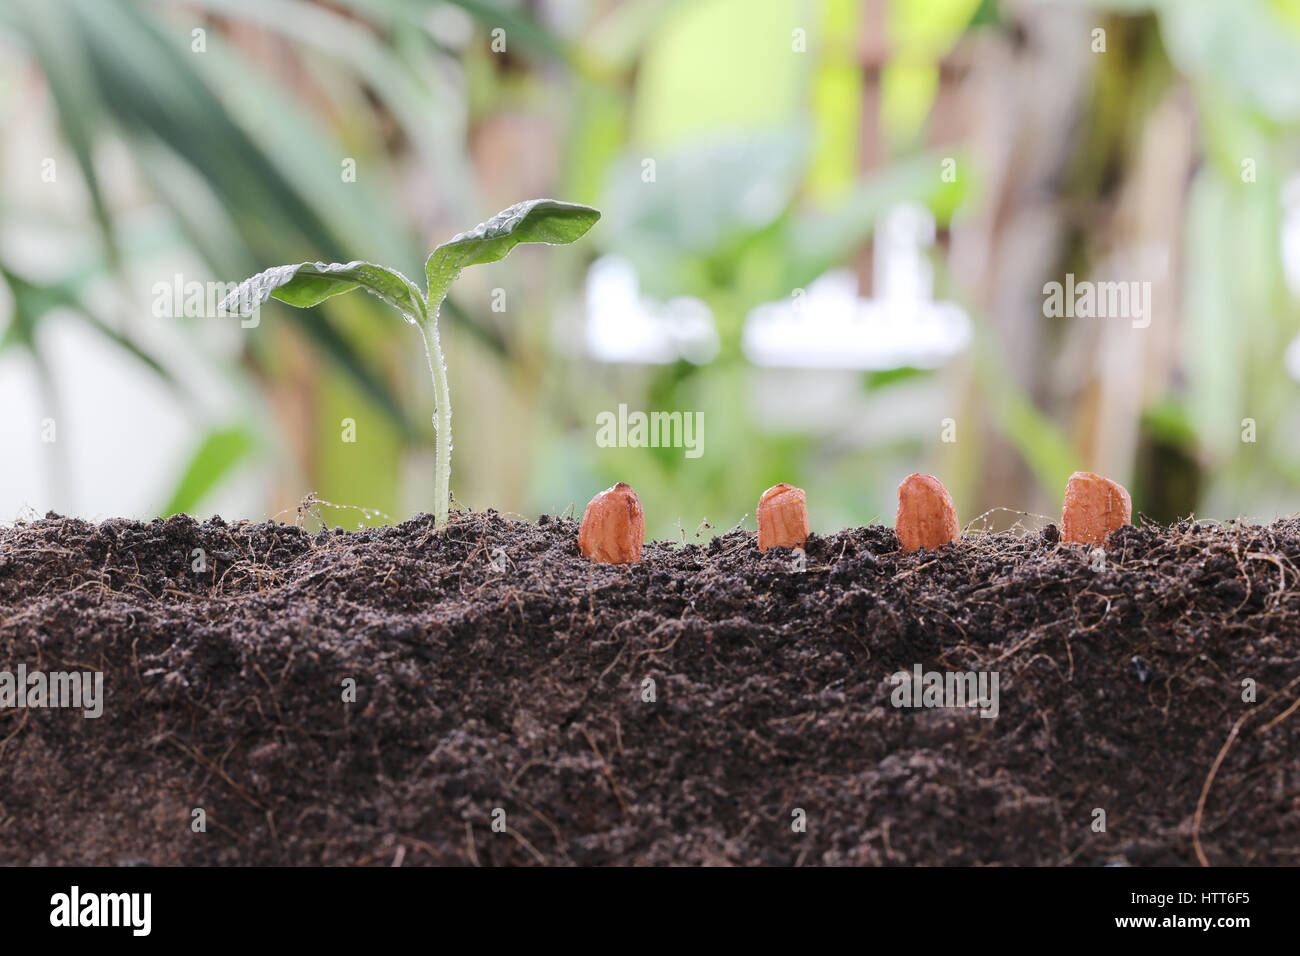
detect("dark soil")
[1,511,1297,866]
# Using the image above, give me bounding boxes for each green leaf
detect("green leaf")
[220,261,426,320]
[162,425,258,516]
[424,199,601,305]
[218,261,429,441]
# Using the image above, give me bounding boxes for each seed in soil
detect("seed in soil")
[1060,471,1132,545]
[895,473,960,552]
[756,483,810,552]
[578,482,645,563]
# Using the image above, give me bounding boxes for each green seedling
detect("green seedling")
[222,199,600,527]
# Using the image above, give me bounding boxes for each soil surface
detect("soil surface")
[1,511,1298,866]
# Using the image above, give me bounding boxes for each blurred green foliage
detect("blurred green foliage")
[3,0,1300,536]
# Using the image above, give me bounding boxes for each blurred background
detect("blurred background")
[3,0,1300,539]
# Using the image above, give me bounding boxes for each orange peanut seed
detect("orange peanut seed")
[1060,471,1131,546]
[578,482,645,564]
[895,473,960,553]
[756,483,810,552]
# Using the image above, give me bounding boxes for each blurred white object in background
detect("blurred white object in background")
[583,255,719,364]
[742,203,972,370]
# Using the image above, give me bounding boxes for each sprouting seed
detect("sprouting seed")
[895,473,960,553]
[1060,471,1131,546]
[578,483,645,564]
[756,483,809,552]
